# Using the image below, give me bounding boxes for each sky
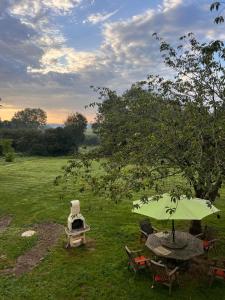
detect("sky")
[0,0,224,123]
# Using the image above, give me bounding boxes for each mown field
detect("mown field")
[0,157,225,300]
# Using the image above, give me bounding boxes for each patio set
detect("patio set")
[125,193,224,295]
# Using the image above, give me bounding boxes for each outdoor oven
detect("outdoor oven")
[65,200,90,248]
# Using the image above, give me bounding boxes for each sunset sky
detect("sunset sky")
[0,0,224,123]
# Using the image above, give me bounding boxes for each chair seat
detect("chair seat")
[213,269,225,278]
[134,255,148,266]
[203,240,209,250]
[154,274,168,282]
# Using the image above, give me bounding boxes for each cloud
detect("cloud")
[98,0,224,81]
[10,0,82,17]
[28,47,97,74]
[28,0,225,92]
[0,12,43,84]
[1,0,225,123]
[84,9,119,24]
[0,0,86,80]
[9,0,81,48]
[162,0,183,12]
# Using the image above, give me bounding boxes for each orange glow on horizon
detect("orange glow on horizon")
[47,110,96,124]
[0,107,96,124]
[0,107,19,121]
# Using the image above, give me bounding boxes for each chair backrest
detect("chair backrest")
[205,227,217,240]
[210,266,225,279]
[150,260,169,281]
[208,239,218,249]
[200,225,216,240]
[139,219,154,235]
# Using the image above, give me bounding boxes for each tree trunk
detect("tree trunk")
[189,179,221,235]
[193,177,222,202]
[188,187,205,235]
[189,220,202,235]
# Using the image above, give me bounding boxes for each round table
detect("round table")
[145,231,204,261]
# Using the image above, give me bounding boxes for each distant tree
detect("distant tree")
[83,132,100,146]
[14,129,44,155]
[64,113,87,152]
[0,110,87,156]
[44,127,70,156]
[64,113,87,130]
[210,1,225,23]
[11,108,47,129]
[44,113,87,155]
[0,120,14,129]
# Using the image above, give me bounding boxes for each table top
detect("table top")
[145,231,204,260]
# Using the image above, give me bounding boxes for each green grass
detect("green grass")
[0,157,225,299]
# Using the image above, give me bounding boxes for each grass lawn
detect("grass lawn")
[0,157,225,299]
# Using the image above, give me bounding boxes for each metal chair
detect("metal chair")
[208,259,225,286]
[195,226,219,256]
[139,219,158,242]
[149,259,179,295]
[203,239,218,254]
[125,245,150,273]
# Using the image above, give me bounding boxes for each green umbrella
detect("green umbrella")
[133,193,220,243]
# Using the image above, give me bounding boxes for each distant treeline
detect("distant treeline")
[0,108,99,156]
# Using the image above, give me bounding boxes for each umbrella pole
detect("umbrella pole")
[172,220,175,243]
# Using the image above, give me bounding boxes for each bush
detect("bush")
[0,139,15,162]
[5,152,15,162]
[83,134,99,146]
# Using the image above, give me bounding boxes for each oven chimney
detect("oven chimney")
[70,200,80,215]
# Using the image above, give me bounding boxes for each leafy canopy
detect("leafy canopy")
[11,108,47,129]
[210,1,225,23]
[61,34,225,203]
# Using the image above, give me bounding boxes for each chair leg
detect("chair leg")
[151,275,155,289]
[128,262,133,271]
[140,233,146,244]
[169,283,172,296]
[208,275,214,287]
[203,250,209,260]
[128,262,137,274]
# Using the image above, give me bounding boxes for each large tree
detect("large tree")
[61,34,225,231]
[11,108,47,129]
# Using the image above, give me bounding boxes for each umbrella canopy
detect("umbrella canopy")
[132,193,220,220]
